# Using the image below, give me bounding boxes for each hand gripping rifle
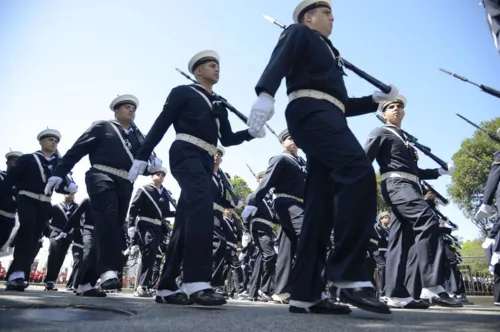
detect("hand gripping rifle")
[433,208,459,230]
[174,68,281,141]
[456,113,500,144]
[262,15,392,94]
[421,180,449,205]
[439,69,500,100]
[375,114,449,170]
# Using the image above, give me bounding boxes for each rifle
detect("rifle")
[439,69,500,99]
[219,169,241,207]
[175,68,280,141]
[421,180,449,205]
[246,164,258,179]
[463,148,492,169]
[165,189,177,209]
[375,114,449,170]
[456,113,500,144]
[262,15,391,93]
[433,208,459,230]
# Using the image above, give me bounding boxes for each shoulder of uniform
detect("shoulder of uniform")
[368,127,385,137]
[172,84,193,93]
[278,23,309,40]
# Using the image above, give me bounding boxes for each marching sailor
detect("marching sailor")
[128,50,260,306]
[364,95,461,308]
[248,0,397,314]
[127,167,175,297]
[42,192,79,291]
[211,146,243,296]
[244,171,278,302]
[1,128,77,291]
[44,94,162,296]
[0,150,23,248]
[243,129,306,304]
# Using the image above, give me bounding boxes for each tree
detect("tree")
[446,117,500,232]
[376,172,391,216]
[229,175,253,217]
[460,239,489,275]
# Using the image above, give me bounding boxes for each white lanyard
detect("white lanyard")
[139,186,163,218]
[109,122,135,163]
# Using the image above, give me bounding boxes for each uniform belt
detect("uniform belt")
[288,89,346,113]
[138,216,162,226]
[252,218,274,228]
[213,202,225,213]
[50,225,63,233]
[381,171,419,183]
[72,243,84,249]
[0,209,15,218]
[227,241,237,249]
[93,164,129,180]
[274,193,304,203]
[18,190,51,203]
[175,133,217,156]
[379,248,387,252]
[83,224,94,230]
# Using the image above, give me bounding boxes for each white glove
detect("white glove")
[438,162,455,176]
[66,183,78,193]
[44,176,63,195]
[128,160,148,182]
[127,226,136,239]
[372,84,400,103]
[249,126,266,138]
[147,157,163,174]
[55,232,67,241]
[242,233,251,248]
[482,238,495,249]
[242,205,258,220]
[232,200,244,209]
[131,245,139,255]
[475,204,492,220]
[248,93,274,136]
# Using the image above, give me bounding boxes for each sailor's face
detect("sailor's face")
[214,151,222,166]
[308,7,334,37]
[40,136,59,153]
[383,102,405,124]
[380,215,390,226]
[6,158,18,171]
[115,103,136,122]
[197,61,219,84]
[152,172,165,184]
[282,136,297,153]
[65,193,75,201]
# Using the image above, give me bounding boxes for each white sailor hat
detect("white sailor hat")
[216,146,225,156]
[379,94,407,112]
[109,94,139,111]
[293,0,332,24]
[154,167,168,175]
[5,151,23,159]
[37,128,61,141]
[188,50,220,75]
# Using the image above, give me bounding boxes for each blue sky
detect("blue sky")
[1,0,499,241]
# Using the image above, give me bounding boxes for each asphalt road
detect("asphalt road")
[0,285,499,332]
